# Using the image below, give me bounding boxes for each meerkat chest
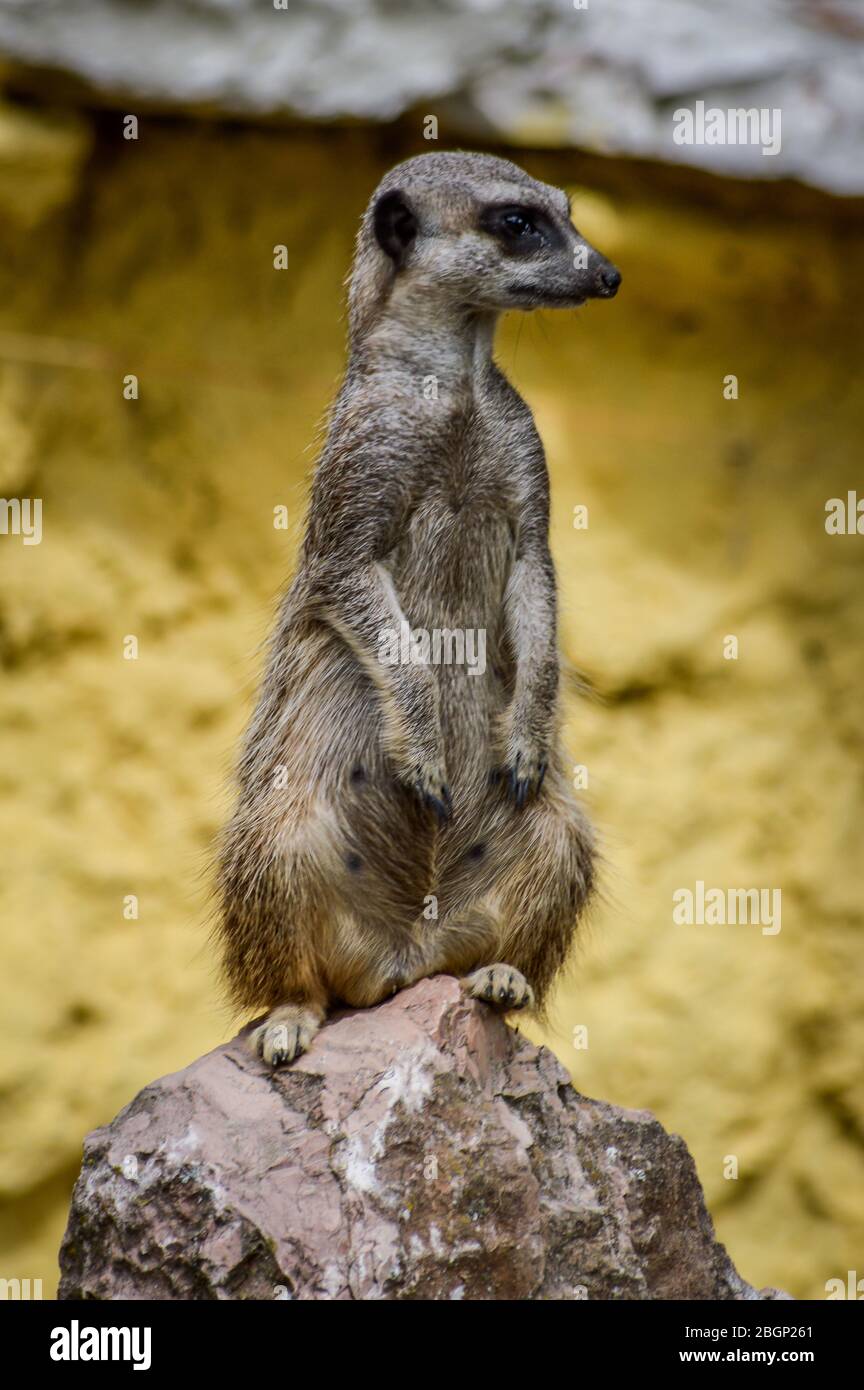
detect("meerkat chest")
[383,375,542,613]
[418,415,519,537]
[400,470,514,568]
[387,416,523,622]
[420,391,526,521]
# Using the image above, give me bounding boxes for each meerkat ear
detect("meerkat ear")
[373,190,417,268]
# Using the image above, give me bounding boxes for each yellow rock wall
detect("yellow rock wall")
[1,108,862,1299]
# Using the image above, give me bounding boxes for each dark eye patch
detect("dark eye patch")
[479,203,563,255]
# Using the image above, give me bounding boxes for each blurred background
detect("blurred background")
[1,0,863,1300]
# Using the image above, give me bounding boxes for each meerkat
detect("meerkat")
[215,151,621,1065]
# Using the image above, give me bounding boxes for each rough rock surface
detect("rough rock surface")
[0,0,862,192]
[58,977,787,1300]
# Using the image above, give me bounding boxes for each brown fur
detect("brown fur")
[214,152,621,1065]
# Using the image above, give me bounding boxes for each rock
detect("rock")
[58,976,789,1300]
[1,0,862,192]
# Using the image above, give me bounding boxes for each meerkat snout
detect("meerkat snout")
[359,152,621,319]
[595,262,622,298]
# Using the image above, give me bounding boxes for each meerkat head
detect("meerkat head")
[348,151,621,341]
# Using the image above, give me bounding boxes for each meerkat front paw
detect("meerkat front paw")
[248,1005,321,1067]
[495,737,547,809]
[461,964,535,1010]
[399,754,452,823]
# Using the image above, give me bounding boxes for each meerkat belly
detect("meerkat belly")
[388,497,515,788]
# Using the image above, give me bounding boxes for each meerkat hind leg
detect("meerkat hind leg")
[461,964,535,1011]
[249,1001,325,1067]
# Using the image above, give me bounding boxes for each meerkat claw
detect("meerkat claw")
[502,750,547,808]
[461,965,535,1011]
[248,1006,321,1067]
[415,782,452,823]
[407,762,453,822]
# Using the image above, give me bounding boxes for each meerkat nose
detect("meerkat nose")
[598,265,622,297]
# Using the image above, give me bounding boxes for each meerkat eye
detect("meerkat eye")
[479,203,553,254]
[503,211,535,236]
